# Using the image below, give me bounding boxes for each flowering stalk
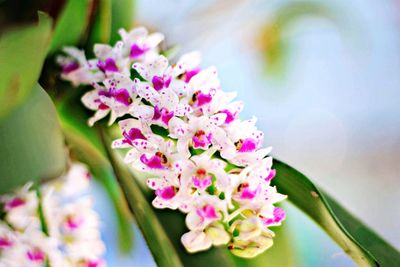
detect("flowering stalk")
[58,27,286,258]
[0,163,106,267]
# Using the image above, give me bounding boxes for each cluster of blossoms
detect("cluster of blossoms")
[0,163,105,267]
[58,27,286,258]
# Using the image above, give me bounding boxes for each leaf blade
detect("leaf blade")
[110,0,135,43]
[272,159,400,267]
[48,0,92,53]
[0,84,67,193]
[88,0,112,45]
[0,13,52,119]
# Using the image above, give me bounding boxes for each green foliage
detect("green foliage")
[110,0,135,43]
[272,159,400,267]
[88,0,112,45]
[0,13,52,120]
[49,0,93,53]
[0,84,66,194]
[88,0,136,47]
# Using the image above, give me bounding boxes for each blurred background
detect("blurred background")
[92,0,399,266]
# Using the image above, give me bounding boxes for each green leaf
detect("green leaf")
[0,84,67,194]
[56,89,134,253]
[110,0,135,43]
[88,0,112,45]
[99,128,184,267]
[49,0,93,53]
[0,13,52,119]
[272,159,400,267]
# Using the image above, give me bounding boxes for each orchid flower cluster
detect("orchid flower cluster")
[58,27,286,258]
[0,163,105,267]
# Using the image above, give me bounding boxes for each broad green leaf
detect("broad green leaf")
[272,159,400,267]
[0,84,66,194]
[0,13,52,119]
[56,89,134,252]
[110,0,135,43]
[100,129,184,267]
[49,0,92,53]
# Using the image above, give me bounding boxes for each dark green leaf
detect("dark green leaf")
[272,159,400,267]
[0,13,52,119]
[49,0,92,53]
[110,0,135,43]
[0,84,66,194]
[88,0,112,45]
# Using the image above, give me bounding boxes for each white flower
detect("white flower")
[228,216,274,258]
[0,222,16,252]
[124,135,183,175]
[146,170,189,210]
[0,163,106,266]
[181,150,227,193]
[81,73,138,126]
[169,51,202,97]
[93,43,131,76]
[56,197,105,261]
[57,47,105,86]
[118,27,164,62]
[181,230,212,253]
[1,183,40,231]
[181,222,229,253]
[204,90,244,125]
[50,163,91,196]
[170,116,228,159]
[185,195,226,231]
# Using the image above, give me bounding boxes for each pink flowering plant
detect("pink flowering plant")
[0,2,399,267]
[58,27,287,257]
